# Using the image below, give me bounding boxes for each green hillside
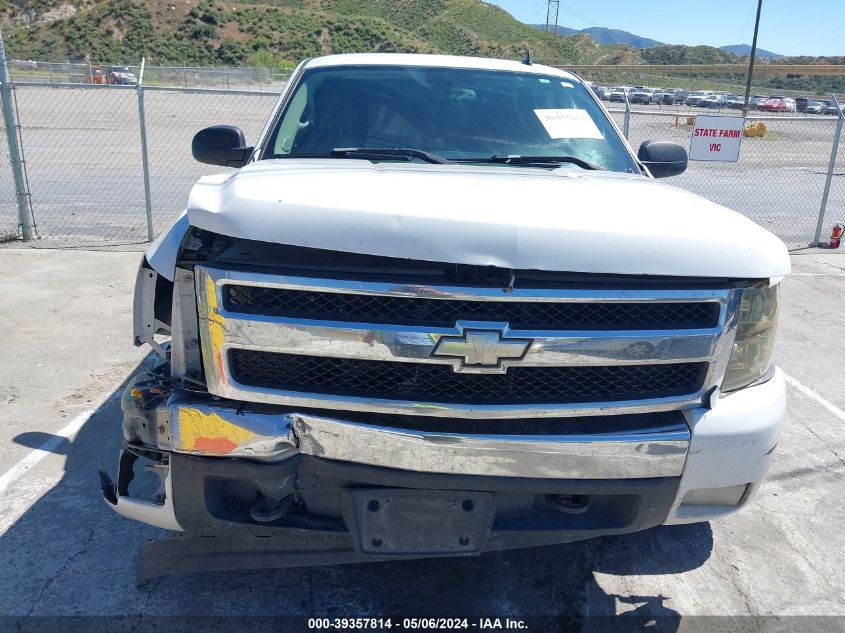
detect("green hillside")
[641,45,743,65]
[1,0,589,66]
[3,0,842,94]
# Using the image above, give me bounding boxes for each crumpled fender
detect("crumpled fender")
[146,212,190,281]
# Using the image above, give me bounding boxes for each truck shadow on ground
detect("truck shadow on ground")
[1,365,711,631]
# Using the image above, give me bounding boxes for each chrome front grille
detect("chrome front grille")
[195,265,740,419]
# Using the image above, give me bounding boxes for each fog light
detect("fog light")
[681,483,749,507]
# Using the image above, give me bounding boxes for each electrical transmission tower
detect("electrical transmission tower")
[544,0,560,64]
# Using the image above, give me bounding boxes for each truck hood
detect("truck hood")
[185,160,790,279]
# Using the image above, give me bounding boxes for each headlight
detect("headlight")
[721,284,779,392]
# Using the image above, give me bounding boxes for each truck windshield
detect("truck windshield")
[264,65,638,173]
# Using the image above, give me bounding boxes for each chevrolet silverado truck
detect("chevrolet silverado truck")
[102,54,789,572]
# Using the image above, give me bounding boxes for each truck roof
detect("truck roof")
[304,53,581,82]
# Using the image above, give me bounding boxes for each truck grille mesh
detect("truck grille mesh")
[225,286,719,330]
[230,350,708,405]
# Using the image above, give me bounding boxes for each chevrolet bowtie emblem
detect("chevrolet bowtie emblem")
[432,328,531,373]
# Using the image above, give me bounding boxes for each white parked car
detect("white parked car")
[102,54,789,577]
[686,90,715,106]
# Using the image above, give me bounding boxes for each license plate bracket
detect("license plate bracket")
[344,489,494,555]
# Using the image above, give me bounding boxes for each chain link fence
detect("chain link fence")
[9,60,291,92]
[608,108,844,247]
[12,85,146,245]
[5,84,278,247]
[825,121,845,238]
[0,71,843,250]
[142,88,280,237]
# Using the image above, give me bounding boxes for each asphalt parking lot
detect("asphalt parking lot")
[0,248,844,631]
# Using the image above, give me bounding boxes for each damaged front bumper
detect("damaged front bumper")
[110,370,690,478]
[101,369,689,549]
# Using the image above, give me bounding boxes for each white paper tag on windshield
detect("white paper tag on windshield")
[534,109,603,139]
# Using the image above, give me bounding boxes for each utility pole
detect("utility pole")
[742,0,763,116]
[544,0,560,65]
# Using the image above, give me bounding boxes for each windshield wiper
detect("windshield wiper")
[485,155,603,170]
[329,147,452,164]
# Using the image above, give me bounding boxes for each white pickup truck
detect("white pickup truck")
[102,53,789,574]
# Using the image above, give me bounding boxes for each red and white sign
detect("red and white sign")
[689,115,745,162]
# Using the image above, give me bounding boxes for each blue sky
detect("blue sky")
[485,0,843,57]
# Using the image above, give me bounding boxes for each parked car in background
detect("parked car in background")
[795,97,812,112]
[607,87,627,102]
[80,65,104,84]
[803,101,824,114]
[590,84,606,100]
[750,95,768,110]
[686,91,713,107]
[759,97,796,113]
[701,94,726,109]
[107,65,138,85]
[629,88,655,104]
[817,100,843,115]
[723,95,745,109]
[660,90,678,105]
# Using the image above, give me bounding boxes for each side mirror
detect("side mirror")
[637,140,688,178]
[191,125,253,168]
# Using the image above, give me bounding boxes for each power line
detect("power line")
[737,0,757,43]
[557,1,604,28]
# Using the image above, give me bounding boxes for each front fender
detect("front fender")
[146,212,190,281]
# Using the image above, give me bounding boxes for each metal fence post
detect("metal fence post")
[623,91,631,140]
[813,94,843,246]
[136,58,155,241]
[0,31,33,240]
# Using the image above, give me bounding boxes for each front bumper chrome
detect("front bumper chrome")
[286,412,688,479]
[117,373,690,481]
[100,448,184,532]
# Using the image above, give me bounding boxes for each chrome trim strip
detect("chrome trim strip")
[217,316,721,372]
[203,381,709,419]
[204,266,734,304]
[195,265,739,419]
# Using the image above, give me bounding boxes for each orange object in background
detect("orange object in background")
[82,64,104,84]
[744,121,767,137]
[829,223,844,249]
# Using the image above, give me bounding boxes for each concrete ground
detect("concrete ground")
[0,249,843,631]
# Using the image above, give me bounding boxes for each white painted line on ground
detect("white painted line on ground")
[0,409,94,497]
[784,373,845,423]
